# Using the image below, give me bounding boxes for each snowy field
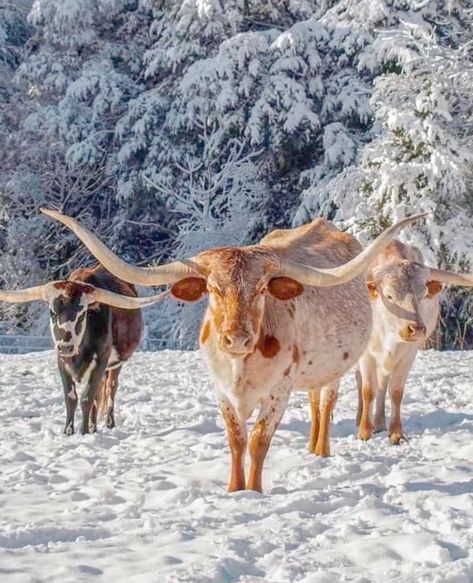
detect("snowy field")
[1,350,473,583]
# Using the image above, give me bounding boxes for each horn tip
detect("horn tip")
[41,207,57,218]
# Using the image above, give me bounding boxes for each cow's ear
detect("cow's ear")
[426,280,442,298]
[171,277,207,302]
[367,281,378,299]
[268,277,304,300]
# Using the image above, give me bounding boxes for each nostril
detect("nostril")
[243,337,251,348]
[223,334,233,347]
[407,324,416,335]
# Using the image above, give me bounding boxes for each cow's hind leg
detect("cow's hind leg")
[220,399,247,493]
[105,367,121,429]
[314,380,339,457]
[357,355,378,441]
[308,390,320,454]
[247,388,291,493]
[355,369,362,426]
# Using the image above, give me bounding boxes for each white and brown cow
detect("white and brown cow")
[356,240,473,444]
[42,208,425,492]
[0,264,166,434]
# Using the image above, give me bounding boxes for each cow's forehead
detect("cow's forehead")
[197,247,278,287]
[375,261,429,291]
[49,285,90,311]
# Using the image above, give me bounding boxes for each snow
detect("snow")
[1,349,473,581]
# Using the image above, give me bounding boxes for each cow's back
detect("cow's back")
[70,264,142,361]
[261,218,363,267]
[261,219,372,389]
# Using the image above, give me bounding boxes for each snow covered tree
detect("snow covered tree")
[296,1,473,347]
[1,0,471,348]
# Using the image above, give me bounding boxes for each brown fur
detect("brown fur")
[171,277,207,302]
[200,320,211,344]
[268,277,304,300]
[257,334,281,358]
[69,264,142,362]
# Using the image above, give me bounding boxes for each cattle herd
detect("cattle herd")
[0,208,472,493]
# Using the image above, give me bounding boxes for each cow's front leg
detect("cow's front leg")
[308,390,320,454]
[80,360,107,435]
[58,362,77,435]
[373,374,389,433]
[247,388,291,493]
[388,350,416,444]
[220,399,247,492]
[389,385,405,445]
[314,380,339,457]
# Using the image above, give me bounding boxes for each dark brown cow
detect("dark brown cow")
[0,263,166,434]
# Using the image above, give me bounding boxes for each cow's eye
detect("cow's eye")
[385,292,394,302]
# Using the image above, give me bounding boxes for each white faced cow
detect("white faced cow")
[42,208,425,492]
[0,264,165,434]
[356,240,473,444]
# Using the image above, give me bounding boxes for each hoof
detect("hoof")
[357,426,373,441]
[64,424,74,436]
[389,431,406,445]
[314,444,330,457]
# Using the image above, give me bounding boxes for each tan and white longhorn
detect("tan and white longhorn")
[356,239,473,445]
[42,208,427,492]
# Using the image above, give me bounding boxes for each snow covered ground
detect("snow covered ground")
[0,349,472,583]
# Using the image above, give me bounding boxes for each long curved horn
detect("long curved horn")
[0,285,49,303]
[41,208,204,286]
[278,213,429,287]
[87,287,169,309]
[427,268,473,287]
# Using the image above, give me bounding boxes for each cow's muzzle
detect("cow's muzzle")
[400,322,426,342]
[57,343,76,357]
[220,330,254,357]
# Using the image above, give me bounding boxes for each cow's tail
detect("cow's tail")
[96,374,109,418]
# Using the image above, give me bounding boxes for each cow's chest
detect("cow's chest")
[61,353,98,385]
[201,339,292,407]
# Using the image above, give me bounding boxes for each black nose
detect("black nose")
[57,344,74,355]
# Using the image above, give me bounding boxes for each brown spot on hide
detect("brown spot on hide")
[283,365,291,377]
[308,360,313,365]
[257,335,280,358]
[343,352,349,360]
[200,320,211,344]
[292,345,300,365]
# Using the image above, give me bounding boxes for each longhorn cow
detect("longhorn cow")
[356,240,473,444]
[42,209,425,492]
[0,263,166,434]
